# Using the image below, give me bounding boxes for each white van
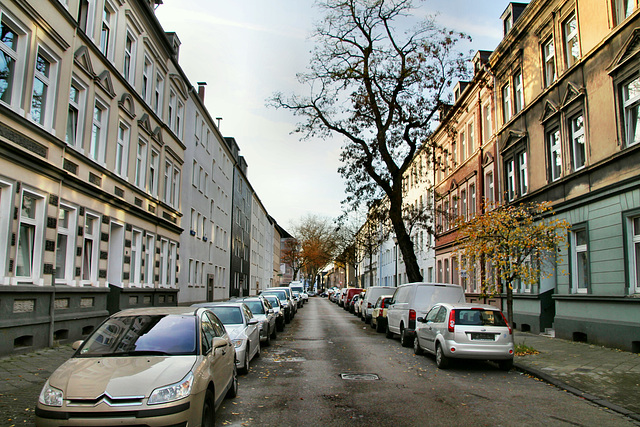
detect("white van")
[385,282,465,347]
[361,286,396,323]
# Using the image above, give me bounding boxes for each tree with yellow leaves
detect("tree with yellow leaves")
[454,201,570,326]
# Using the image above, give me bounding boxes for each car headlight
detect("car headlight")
[232,339,244,348]
[39,380,63,407]
[148,372,193,405]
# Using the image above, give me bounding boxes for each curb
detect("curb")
[513,362,640,423]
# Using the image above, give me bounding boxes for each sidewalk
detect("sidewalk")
[514,331,640,422]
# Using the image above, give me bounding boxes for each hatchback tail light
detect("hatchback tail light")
[500,311,512,335]
[448,309,456,332]
[409,309,416,322]
[367,303,372,309]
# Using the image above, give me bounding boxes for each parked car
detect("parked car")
[386,282,466,347]
[354,291,366,317]
[371,295,394,332]
[361,286,395,324]
[343,288,364,311]
[289,282,308,304]
[261,294,286,332]
[261,289,293,323]
[35,307,237,426]
[193,302,260,375]
[237,297,277,345]
[291,290,302,308]
[414,303,514,370]
[265,287,297,316]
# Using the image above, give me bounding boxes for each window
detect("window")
[141,55,152,104]
[460,189,467,220]
[622,75,640,147]
[123,30,136,85]
[0,12,26,108]
[547,128,562,181]
[569,113,586,170]
[485,171,494,204]
[135,138,147,188]
[90,99,108,163]
[469,184,476,217]
[482,102,492,143]
[503,12,513,35]
[144,233,155,287]
[514,71,523,113]
[502,83,512,123]
[467,121,474,157]
[563,13,579,68]
[130,229,142,286]
[154,73,163,115]
[164,159,180,208]
[506,159,515,201]
[15,191,45,282]
[0,181,13,277]
[115,121,130,177]
[160,238,177,287]
[543,37,556,87]
[614,0,635,25]
[168,90,176,129]
[149,149,159,197]
[176,101,184,138]
[628,216,640,293]
[451,141,457,166]
[31,48,57,129]
[192,160,198,187]
[99,3,116,59]
[518,151,528,195]
[81,212,100,285]
[66,80,86,148]
[459,130,466,162]
[571,228,589,293]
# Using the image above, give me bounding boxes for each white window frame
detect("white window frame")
[469,183,476,218]
[192,160,198,187]
[563,12,580,68]
[30,46,58,131]
[514,71,523,113]
[543,37,556,88]
[482,102,492,143]
[154,72,164,116]
[149,149,160,197]
[115,121,130,178]
[467,121,474,158]
[518,151,528,195]
[506,159,515,201]
[141,55,153,104]
[176,100,184,138]
[0,10,28,110]
[459,129,466,162]
[135,137,148,189]
[622,75,640,147]
[14,190,46,285]
[614,0,635,25]
[130,228,143,287]
[548,127,562,181]
[570,228,589,294]
[0,180,14,283]
[55,203,78,285]
[168,89,176,129]
[502,83,512,124]
[99,1,117,60]
[628,215,640,294]
[123,29,136,86]
[570,112,586,171]
[144,233,155,287]
[81,211,100,286]
[160,238,177,288]
[66,78,87,149]
[484,169,494,205]
[90,97,109,164]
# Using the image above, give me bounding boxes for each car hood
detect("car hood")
[49,356,197,399]
[224,325,247,339]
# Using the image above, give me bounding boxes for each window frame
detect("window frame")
[569,224,590,294]
[130,228,143,287]
[99,0,117,60]
[0,10,28,110]
[89,97,109,165]
[30,46,58,130]
[66,78,87,149]
[624,210,640,294]
[543,36,557,88]
[569,111,586,171]
[115,120,130,178]
[55,203,78,286]
[80,211,101,286]
[134,137,148,189]
[513,70,524,114]
[502,82,512,124]
[563,12,580,68]
[14,189,46,284]
[141,55,153,105]
[621,74,640,147]
[123,28,136,86]
[144,233,155,287]
[547,126,563,182]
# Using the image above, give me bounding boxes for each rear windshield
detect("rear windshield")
[210,307,243,325]
[414,286,463,309]
[290,285,303,292]
[263,296,280,307]
[455,309,507,327]
[243,300,265,315]
[78,315,197,357]
[263,290,287,301]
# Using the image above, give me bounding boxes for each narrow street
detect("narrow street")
[216,297,635,426]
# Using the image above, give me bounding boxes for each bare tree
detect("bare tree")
[270,0,470,282]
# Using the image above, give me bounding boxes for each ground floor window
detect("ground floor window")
[570,226,589,293]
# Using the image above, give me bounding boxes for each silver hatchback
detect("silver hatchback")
[414,303,514,370]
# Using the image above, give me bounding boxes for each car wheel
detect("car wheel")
[255,341,261,358]
[226,365,238,398]
[400,327,412,348]
[239,351,249,375]
[271,326,277,339]
[435,344,450,369]
[414,336,424,355]
[498,359,514,371]
[385,323,394,339]
[201,389,215,427]
[365,315,371,325]
[277,321,285,332]
[264,329,271,347]
[376,318,384,333]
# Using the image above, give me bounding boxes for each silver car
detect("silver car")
[414,302,514,370]
[193,302,260,375]
[237,297,277,346]
[262,294,286,332]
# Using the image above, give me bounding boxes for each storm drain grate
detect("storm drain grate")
[340,373,380,381]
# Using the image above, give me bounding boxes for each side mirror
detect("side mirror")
[268,309,274,314]
[417,317,425,323]
[72,340,84,350]
[212,337,228,349]
[248,318,259,325]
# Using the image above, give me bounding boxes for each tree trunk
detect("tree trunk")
[388,193,423,283]
[368,251,374,288]
[506,280,514,328]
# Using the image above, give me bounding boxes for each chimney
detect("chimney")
[197,82,207,102]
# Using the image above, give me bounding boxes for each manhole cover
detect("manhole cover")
[340,373,380,381]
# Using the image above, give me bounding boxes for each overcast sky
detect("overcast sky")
[154,0,519,230]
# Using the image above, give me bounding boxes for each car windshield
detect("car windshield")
[455,309,507,327]
[243,300,265,315]
[263,296,280,307]
[210,306,244,325]
[264,291,287,301]
[77,315,197,357]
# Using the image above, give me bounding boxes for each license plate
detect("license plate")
[470,333,495,341]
